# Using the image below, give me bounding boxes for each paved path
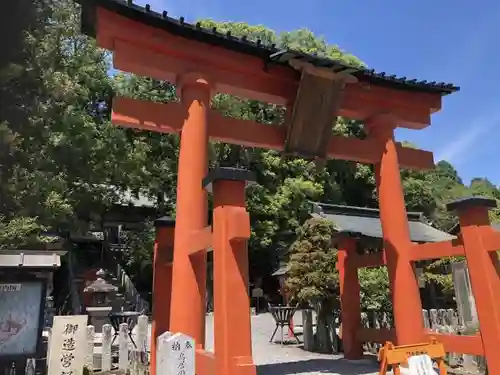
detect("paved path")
[134,313,421,374]
[205,313,385,375]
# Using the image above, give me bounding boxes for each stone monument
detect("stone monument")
[156,332,195,375]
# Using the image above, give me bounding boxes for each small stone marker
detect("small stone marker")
[163,332,195,375]
[85,325,94,369]
[47,315,88,375]
[24,358,36,375]
[156,331,173,375]
[408,354,435,375]
[101,324,113,371]
[118,323,129,370]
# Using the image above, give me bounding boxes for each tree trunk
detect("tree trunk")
[314,301,336,353]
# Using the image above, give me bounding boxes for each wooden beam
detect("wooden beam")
[481,231,500,253]
[112,97,435,170]
[425,333,484,356]
[356,329,483,356]
[99,9,443,129]
[112,97,286,150]
[187,226,213,255]
[112,37,294,107]
[357,327,394,343]
[397,144,434,170]
[112,98,184,132]
[112,41,434,129]
[409,240,465,261]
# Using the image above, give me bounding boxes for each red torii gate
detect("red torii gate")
[78,1,500,374]
[336,197,500,372]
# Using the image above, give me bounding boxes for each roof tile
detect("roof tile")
[311,202,453,243]
[80,0,459,95]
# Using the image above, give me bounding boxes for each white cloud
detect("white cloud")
[436,115,500,165]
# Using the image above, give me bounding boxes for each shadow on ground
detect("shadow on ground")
[256,357,380,375]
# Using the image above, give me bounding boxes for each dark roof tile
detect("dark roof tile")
[446,196,497,212]
[311,202,453,243]
[79,0,459,96]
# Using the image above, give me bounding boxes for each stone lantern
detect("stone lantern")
[84,269,118,305]
[84,269,118,331]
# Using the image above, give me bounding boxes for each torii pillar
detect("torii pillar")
[150,216,175,375]
[169,73,212,347]
[367,116,425,345]
[447,197,500,374]
[337,235,363,359]
[203,167,256,375]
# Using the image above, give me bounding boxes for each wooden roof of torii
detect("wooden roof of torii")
[79,0,458,96]
[77,0,459,169]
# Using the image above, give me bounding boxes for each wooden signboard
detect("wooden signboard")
[48,315,88,375]
[378,337,447,375]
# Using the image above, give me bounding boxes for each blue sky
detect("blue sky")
[130,0,500,184]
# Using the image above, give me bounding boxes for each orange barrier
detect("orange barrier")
[378,337,446,375]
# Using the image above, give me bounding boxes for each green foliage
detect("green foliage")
[358,267,392,313]
[0,216,57,249]
[198,20,277,45]
[1,0,121,236]
[286,219,393,313]
[119,221,156,292]
[286,218,394,353]
[286,218,339,304]
[0,0,176,250]
[280,29,364,68]
[286,218,341,353]
[421,256,463,296]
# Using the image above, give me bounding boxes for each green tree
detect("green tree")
[286,217,339,353]
[119,221,156,295]
[424,161,469,230]
[20,0,120,230]
[0,0,174,249]
[358,267,392,313]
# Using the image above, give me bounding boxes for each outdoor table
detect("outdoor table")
[109,311,141,348]
[268,305,301,345]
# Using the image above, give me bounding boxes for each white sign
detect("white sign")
[48,315,88,375]
[408,354,435,375]
[252,288,264,298]
[0,284,21,292]
[0,281,43,356]
[164,332,195,375]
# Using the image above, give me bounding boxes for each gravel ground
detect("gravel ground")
[204,313,385,375]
